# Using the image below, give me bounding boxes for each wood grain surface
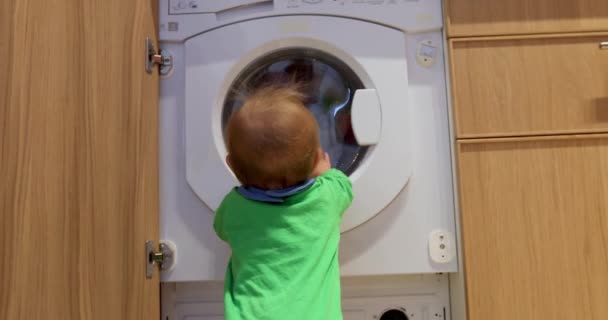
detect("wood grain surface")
[450,34,608,138]
[446,0,608,37]
[0,1,160,319]
[457,136,608,320]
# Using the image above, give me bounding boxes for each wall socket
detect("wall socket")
[428,229,455,264]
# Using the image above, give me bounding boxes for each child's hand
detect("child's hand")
[311,150,331,177]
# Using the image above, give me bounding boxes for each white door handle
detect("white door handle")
[351,89,382,146]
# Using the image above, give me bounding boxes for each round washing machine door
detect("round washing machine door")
[184,16,412,232]
[222,49,369,177]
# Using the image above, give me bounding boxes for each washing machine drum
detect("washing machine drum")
[184,16,412,232]
[223,49,368,176]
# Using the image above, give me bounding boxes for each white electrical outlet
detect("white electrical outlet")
[416,39,437,68]
[428,229,455,264]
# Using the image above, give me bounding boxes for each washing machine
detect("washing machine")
[162,274,451,320]
[158,0,456,282]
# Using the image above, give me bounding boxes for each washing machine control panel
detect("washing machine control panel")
[168,0,200,14]
[168,0,422,14]
[160,0,442,41]
[285,0,420,8]
[169,0,279,15]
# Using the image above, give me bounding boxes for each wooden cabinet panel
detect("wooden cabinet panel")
[457,135,608,320]
[0,0,159,319]
[446,0,608,37]
[450,34,608,138]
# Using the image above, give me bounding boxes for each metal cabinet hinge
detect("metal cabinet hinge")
[146,37,173,75]
[146,240,176,278]
[600,42,608,50]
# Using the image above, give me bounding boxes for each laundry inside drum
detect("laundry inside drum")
[222,48,369,176]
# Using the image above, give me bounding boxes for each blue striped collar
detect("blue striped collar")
[236,178,316,203]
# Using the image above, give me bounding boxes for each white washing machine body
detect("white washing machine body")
[162,274,451,320]
[159,0,457,282]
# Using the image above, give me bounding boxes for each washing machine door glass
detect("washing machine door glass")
[222,49,367,176]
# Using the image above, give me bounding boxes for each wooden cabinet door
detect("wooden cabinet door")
[0,1,159,319]
[457,135,608,320]
[450,34,608,138]
[446,0,608,37]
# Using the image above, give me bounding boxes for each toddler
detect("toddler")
[214,84,353,320]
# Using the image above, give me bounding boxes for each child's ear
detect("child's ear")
[226,154,234,171]
[311,147,323,168]
[316,147,324,162]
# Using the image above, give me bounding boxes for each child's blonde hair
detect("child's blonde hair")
[225,85,320,190]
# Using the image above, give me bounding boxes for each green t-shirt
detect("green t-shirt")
[214,169,353,320]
